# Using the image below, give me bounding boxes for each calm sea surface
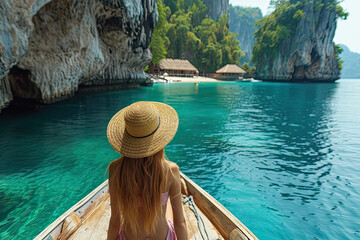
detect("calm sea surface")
[1,79,360,240]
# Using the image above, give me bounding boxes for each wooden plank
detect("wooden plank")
[34,180,108,240]
[183,202,223,240]
[180,172,258,240]
[57,212,81,240]
[68,196,110,240]
[66,192,223,240]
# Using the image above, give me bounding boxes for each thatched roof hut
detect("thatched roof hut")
[213,64,246,80]
[159,59,198,72]
[216,64,246,74]
[150,59,198,77]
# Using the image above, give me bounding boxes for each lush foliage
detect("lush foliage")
[331,0,349,20]
[252,0,348,69]
[229,5,263,64]
[334,44,344,70]
[330,0,348,70]
[229,5,263,30]
[149,2,168,64]
[149,0,243,73]
[252,1,305,66]
[241,62,256,77]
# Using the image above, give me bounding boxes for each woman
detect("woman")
[106,101,188,240]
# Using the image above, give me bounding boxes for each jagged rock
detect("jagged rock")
[0,76,12,110]
[0,0,157,112]
[202,0,229,23]
[229,5,263,64]
[255,0,341,82]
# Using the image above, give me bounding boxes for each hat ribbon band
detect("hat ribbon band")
[127,117,161,138]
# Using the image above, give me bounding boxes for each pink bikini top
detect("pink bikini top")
[138,192,169,206]
[161,192,169,205]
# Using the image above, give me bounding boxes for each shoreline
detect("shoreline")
[162,76,222,83]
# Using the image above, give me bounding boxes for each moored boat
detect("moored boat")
[34,173,258,240]
[235,78,252,82]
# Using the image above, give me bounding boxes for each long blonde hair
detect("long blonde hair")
[109,149,166,235]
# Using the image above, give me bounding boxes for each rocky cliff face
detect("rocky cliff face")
[0,0,157,112]
[256,0,340,82]
[202,0,229,23]
[229,6,262,64]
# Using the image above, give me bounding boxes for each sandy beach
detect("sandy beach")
[163,76,221,83]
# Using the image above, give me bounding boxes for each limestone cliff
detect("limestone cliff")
[202,0,229,23]
[254,0,342,82]
[0,0,157,112]
[229,5,263,64]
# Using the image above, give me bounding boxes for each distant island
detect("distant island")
[339,44,360,78]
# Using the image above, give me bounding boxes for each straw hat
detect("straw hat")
[107,101,179,158]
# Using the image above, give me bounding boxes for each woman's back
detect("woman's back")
[108,158,181,240]
[106,101,187,240]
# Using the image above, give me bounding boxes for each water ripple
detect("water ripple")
[1,80,360,240]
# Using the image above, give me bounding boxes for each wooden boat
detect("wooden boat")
[34,173,258,240]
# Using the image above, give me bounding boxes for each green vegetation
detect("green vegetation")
[329,0,348,19]
[252,0,348,70]
[229,5,263,32]
[330,1,348,70]
[229,5,263,64]
[252,1,305,66]
[149,0,243,73]
[334,44,344,70]
[149,2,168,64]
[240,62,256,77]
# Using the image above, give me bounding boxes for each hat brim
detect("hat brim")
[107,102,179,158]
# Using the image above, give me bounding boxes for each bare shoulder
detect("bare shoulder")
[165,161,180,187]
[166,161,180,178]
[168,161,180,172]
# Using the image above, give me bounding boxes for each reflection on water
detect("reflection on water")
[1,80,360,240]
[166,81,360,240]
[247,83,337,201]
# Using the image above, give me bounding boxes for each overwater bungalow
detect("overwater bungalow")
[150,59,198,77]
[214,64,246,80]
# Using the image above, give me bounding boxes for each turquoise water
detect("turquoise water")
[1,79,360,240]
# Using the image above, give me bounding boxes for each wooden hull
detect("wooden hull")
[34,173,258,240]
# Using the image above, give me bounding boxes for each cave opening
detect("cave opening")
[311,48,320,65]
[5,66,44,112]
[104,17,123,32]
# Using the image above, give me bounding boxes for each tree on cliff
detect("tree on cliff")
[252,1,305,67]
[251,0,348,81]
